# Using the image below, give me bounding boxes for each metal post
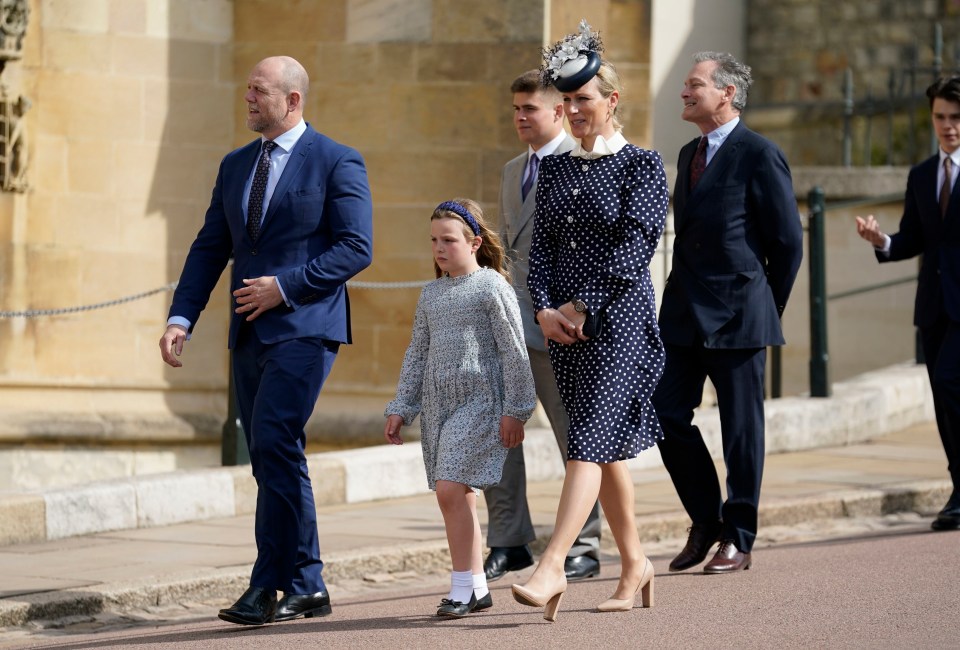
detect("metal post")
[221,356,250,466]
[842,68,853,167]
[932,23,943,156]
[886,70,895,165]
[808,187,831,397]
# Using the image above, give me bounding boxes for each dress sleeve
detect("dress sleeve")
[384,289,430,425]
[527,155,557,313]
[488,276,537,422]
[576,149,669,313]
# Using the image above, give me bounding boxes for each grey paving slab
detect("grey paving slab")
[0,419,952,631]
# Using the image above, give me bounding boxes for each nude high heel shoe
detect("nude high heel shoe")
[596,558,655,611]
[511,574,567,622]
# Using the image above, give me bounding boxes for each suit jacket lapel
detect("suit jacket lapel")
[258,127,315,239]
[503,157,525,249]
[680,123,747,220]
[231,142,261,235]
[509,134,576,248]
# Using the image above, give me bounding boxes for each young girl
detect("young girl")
[384,198,537,618]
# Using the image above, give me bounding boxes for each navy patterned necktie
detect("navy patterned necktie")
[247,140,277,241]
[689,136,707,188]
[521,154,539,201]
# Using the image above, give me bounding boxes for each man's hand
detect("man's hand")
[855,215,886,248]
[384,414,404,445]
[233,276,282,321]
[537,308,579,346]
[499,415,525,448]
[159,324,188,368]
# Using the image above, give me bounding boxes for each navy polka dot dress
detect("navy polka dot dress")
[527,142,669,462]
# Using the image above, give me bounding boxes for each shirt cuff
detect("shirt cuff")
[876,234,891,256]
[276,277,291,307]
[167,316,192,340]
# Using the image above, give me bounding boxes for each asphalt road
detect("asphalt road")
[3,518,958,649]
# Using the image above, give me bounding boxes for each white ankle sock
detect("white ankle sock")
[472,573,489,599]
[448,570,473,603]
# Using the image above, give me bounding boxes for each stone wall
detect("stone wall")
[0,0,234,429]
[0,0,654,441]
[745,0,960,165]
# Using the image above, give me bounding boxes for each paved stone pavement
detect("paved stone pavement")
[0,420,953,637]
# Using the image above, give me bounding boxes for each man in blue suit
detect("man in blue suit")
[159,56,373,624]
[855,76,960,532]
[653,52,803,574]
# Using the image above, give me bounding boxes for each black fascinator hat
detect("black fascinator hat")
[540,19,604,92]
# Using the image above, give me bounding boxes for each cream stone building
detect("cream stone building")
[0,0,927,454]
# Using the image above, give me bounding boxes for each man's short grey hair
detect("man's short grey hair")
[693,51,752,112]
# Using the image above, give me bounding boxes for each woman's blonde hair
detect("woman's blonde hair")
[594,60,624,130]
[431,198,509,282]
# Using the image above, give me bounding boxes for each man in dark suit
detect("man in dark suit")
[653,52,803,573]
[482,70,602,583]
[159,56,373,624]
[855,76,960,531]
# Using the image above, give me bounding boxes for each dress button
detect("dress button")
[567,215,574,223]
[582,164,589,172]
[251,249,258,256]
[570,241,577,249]
[572,188,580,196]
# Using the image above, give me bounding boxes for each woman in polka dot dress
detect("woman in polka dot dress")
[385,199,537,618]
[511,22,669,622]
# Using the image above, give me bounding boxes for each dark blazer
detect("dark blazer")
[169,124,374,347]
[882,154,960,326]
[660,121,803,348]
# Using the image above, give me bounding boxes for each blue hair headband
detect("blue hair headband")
[436,201,481,236]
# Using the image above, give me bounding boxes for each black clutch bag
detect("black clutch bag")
[582,311,605,338]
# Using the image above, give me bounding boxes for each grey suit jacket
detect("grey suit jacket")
[498,134,577,351]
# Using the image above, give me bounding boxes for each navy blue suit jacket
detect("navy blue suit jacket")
[660,121,803,348]
[169,125,374,348]
[882,154,960,326]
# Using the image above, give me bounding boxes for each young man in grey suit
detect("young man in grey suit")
[653,52,803,574]
[481,70,602,583]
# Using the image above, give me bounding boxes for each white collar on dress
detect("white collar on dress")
[570,131,628,160]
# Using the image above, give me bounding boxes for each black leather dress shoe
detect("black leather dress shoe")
[669,521,722,572]
[218,586,277,626]
[473,592,493,611]
[484,545,534,581]
[931,498,960,531]
[437,592,477,617]
[563,555,600,581]
[275,590,332,621]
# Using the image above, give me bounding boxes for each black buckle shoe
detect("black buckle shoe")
[483,545,534,581]
[563,555,600,581]
[218,586,277,626]
[276,590,332,621]
[437,593,477,617]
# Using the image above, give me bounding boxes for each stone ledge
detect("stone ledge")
[0,362,935,546]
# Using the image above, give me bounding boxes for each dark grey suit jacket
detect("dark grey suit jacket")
[498,134,576,351]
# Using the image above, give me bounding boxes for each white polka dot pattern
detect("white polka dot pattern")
[527,145,669,462]
[386,267,537,490]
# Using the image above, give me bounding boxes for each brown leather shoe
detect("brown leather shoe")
[703,539,751,574]
[669,522,722,572]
